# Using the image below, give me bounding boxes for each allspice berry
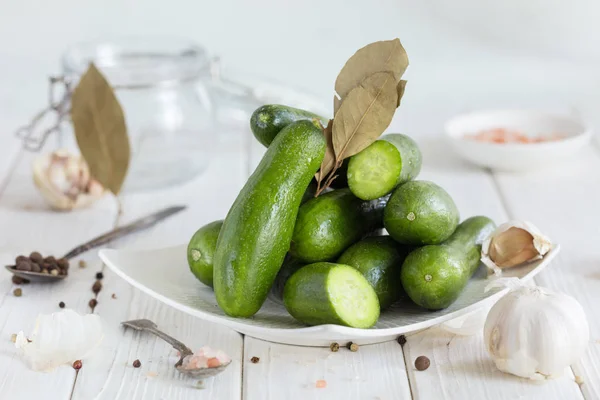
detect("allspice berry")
[13,288,22,297]
[329,342,340,352]
[89,299,98,309]
[133,359,141,368]
[397,335,407,346]
[92,280,102,294]
[346,342,359,352]
[73,360,82,370]
[30,252,43,263]
[59,301,65,308]
[415,356,430,371]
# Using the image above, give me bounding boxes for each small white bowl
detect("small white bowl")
[444,109,592,172]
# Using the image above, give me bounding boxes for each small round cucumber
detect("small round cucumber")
[401,216,496,310]
[250,104,327,147]
[347,134,422,200]
[384,181,459,245]
[290,189,387,263]
[337,236,412,309]
[187,220,223,288]
[283,262,380,328]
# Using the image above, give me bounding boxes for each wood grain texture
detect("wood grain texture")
[72,133,248,400]
[493,146,600,399]
[243,337,411,400]
[0,151,117,399]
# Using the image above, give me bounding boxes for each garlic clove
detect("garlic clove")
[32,149,106,211]
[481,221,552,276]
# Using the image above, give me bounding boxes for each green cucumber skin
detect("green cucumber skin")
[250,104,327,147]
[384,181,459,245]
[347,134,421,200]
[270,255,306,301]
[283,262,379,327]
[383,134,422,185]
[290,189,388,263]
[187,220,223,288]
[214,120,326,317]
[401,216,496,310]
[337,236,412,309]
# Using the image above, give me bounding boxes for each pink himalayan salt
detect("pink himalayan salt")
[181,346,230,370]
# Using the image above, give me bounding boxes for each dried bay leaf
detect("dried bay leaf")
[396,80,407,107]
[332,71,398,161]
[70,63,130,194]
[334,39,408,112]
[316,119,335,183]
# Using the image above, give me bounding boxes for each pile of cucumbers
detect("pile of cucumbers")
[187,104,496,329]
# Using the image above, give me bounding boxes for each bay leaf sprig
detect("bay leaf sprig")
[70,63,130,195]
[315,39,409,196]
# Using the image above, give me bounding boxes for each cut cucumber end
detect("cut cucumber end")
[348,141,402,201]
[327,265,380,328]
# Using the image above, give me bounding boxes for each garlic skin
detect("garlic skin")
[484,285,589,380]
[32,149,105,211]
[481,221,552,276]
[15,309,104,372]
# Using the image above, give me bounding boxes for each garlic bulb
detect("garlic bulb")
[481,221,552,276]
[32,149,105,210]
[15,309,104,372]
[484,285,589,380]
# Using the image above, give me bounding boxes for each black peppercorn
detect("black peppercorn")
[250,356,260,363]
[73,360,82,370]
[92,281,102,294]
[397,335,407,346]
[415,356,430,371]
[133,359,141,368]
[89,299,98,309]
[29,252,43,263]
[59,301,65,308]
[95,272,104,280]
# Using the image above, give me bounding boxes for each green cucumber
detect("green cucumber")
[337,236,412,309]
[187,220,223,288]
[290,189,388,263]
[270,255,306,301]
[401,216,496,310]
[347,134,422,200]
[250,104,327,147]
[384,181,459,245]
[283,262,380,328]
[214,120,326,317]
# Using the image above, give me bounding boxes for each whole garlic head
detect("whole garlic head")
[481,221,552,276]
[33,149,105,210]
[484,285,589,380]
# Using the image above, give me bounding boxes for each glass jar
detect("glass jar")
[60,37,214,192]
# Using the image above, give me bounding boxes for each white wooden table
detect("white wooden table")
[0,108,598,400]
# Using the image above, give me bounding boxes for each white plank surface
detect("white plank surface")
[493,146,600,399]
[243,338,411,400]
[400,138,584,400]
[71,134,248,400]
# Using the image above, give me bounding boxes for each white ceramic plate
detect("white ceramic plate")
[99,244,560,346]
[444,109,592,172]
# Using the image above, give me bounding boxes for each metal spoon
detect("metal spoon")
[121,319,231,378]
[5,205,186,283]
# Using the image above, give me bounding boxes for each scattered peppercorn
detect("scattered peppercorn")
[415,356,430,371]
[79,260,87,268]
[133,359,141,368]
[12,275,29,285]
[13,288,22,297]
[397,335,407,346]
[250,356,260,363]
[330,342,340,352]
[111,293,117,299]
[92,280,102,294]
[96,272,104,280]
[89,299,98,309]
[346,342,359,352]
[59,301,65,308]
[73,360,82,370]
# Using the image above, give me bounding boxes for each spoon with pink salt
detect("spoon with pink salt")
[121,319,231,378]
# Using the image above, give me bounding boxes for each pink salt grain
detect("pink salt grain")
[316,380,327,388]
[181,346,230,370]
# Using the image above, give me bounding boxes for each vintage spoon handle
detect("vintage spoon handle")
[62,205,186,259]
